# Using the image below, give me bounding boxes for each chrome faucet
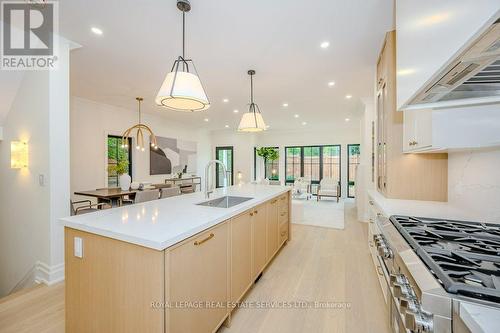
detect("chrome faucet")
[204,160,228,199]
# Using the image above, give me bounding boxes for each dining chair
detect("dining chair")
[70,199,110,215]
[131,189,160,204]
[269,180,281,185]
[160,186,181,199]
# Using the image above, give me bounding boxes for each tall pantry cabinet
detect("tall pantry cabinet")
[375,31,448,201]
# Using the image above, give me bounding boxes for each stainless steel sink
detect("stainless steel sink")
[196,196,253,208]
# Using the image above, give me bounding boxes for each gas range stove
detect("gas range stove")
[390,216,500,304]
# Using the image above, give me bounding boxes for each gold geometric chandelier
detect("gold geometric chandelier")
[121,97,158,151]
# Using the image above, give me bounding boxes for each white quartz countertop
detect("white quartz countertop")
[460,303,500,333]
[367,189,484,221]
[60,184,290,251]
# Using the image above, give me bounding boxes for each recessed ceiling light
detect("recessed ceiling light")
[345,118,350,122]
[233,109,239,113]
[294,114,299,118]
[225,125,229,128]
[91,27,103,35]
[204,118,209,122]
[345,95,352,99]
[320,41,330,49]
[222,98,229,103]
[302,121,307,125]
[282,103,289,107]
[328,81,335,87]
[266,125,270,129]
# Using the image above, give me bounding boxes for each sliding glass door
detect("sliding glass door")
[348,144,360,198]
[215,146,233,188]
[285,145,341,194]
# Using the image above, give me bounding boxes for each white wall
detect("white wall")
[210,122,361,198]
[0,39,72,296]
[448,147,500,223]
[70,97,212,199]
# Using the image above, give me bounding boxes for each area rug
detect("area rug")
[291,198,345,230]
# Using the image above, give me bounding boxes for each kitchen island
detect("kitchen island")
[60,184,291,333]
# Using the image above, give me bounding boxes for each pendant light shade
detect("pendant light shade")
[155,0,210,112]
[238,70,267,132]
[238,110,266,132]
[156,70,209,111]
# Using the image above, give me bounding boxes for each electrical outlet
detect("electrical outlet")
[74,237,83,258]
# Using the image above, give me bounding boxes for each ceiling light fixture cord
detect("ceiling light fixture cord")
[182,10,186,71]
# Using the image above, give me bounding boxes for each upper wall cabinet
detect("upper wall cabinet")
[396,0,500,110]
[403,104,500,153]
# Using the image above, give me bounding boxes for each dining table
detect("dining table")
[74,188,139,207]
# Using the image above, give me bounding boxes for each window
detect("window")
[285,145,341,195]
[285,147,301,183]
[348,144,360,198]
[107,135,132,187]
[215,146,234,188]
[303,146,321,183]
[322,145,341,185]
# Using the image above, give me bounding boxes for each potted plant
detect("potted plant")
[108,160,131,191]
[256,147,279,180]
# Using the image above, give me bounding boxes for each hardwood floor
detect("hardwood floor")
[218,202,390,333]
[0,282,64,333]
[0,203,390,333]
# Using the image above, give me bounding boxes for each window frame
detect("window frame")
[284,145,341,196]
[215,146,234,188]
[107,135,132,188]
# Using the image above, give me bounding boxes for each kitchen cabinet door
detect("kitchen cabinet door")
[230,212,252,303]
[266,199,279,260]
[252,204,267,278]
[403,110,433,152]
[168,222,229,333]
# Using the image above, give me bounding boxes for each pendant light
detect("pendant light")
[121,97,158,152]
[155,0,210,112]
[238,70,267,132]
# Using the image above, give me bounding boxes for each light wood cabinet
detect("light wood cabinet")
[375,31,448,201]
[65,191,291,333]
[266,199,279,260]
[167,222,229,333]
[230,212,253,303]
[252,204,267,279]
[64,228,165,333]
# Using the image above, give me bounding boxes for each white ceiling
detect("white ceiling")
[60,0,393,131]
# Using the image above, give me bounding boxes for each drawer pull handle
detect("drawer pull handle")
[280,197,286,201]
[250,212,254,216]
[377,265,384,276]
[280,212,286,217]
[254,210,258,214]
[194,233,214,246]
[271,199,278,204]
[281,231,286,236]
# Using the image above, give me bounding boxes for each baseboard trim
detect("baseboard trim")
[35,261,65,286]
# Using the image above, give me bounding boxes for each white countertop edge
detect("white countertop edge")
[366,189,479,221]
[460,302,500,333]
[61,186,291,251]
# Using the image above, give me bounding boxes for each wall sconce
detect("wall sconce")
[11,141,28,169]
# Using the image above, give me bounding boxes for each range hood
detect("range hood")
[405,18,500,109]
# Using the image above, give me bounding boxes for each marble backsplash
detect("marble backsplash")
[448,147,500,223]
